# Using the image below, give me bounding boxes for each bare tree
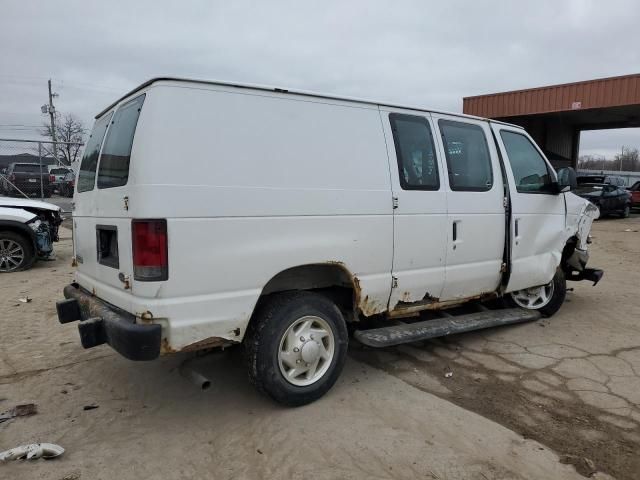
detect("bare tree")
[41,113,87,166]
[578,146,640,172]
[577,154,608,171]
[614,146,640,172]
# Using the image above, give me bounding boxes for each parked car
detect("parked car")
[0,198,62,272]
[48,167,73,192]
[58,171,76,197]
[56,78,602,406]
[577,174,626,187]
[1,163,53,197]
[574,183,632,218]
[628,181,640,209]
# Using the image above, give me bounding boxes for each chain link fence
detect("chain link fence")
[0,138,83,199]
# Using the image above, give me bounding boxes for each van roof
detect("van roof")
[96,77,523,129]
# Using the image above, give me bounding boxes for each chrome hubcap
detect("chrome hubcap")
[278,315,335,387]
[511,281,555,309]
[0,239,24,272]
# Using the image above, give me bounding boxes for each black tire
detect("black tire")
[509,268,566,318]
[0,231,36,273]
[244,291,348,406]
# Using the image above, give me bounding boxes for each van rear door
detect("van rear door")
[73,94,145,308]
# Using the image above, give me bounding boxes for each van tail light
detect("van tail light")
[132,219,168,281]
[49,174,55,183]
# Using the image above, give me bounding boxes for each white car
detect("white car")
[56,78,602,405]
[0,198,62,272]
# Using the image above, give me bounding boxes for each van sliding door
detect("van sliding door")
[432,114,505,301]
[380,109,448,309]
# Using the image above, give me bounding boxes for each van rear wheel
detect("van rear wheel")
[509,269,566,317]
[244,291,348,406]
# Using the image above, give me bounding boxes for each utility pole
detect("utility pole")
[48,79,58,164]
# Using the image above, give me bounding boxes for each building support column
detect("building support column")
[571,129,581,169]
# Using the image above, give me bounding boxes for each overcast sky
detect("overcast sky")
[1,0,638,158]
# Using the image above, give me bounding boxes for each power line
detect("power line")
[0,75,123,93]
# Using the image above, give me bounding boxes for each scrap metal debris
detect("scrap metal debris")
[559,454,597,477]
[0,403,37,424]
[18,297,32,303]
[60,472,81,480]
[0,443,64,461]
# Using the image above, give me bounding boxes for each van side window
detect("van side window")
[500,131,552,193]
[439,120,493,192]
[77,112,113,193]
[97,94,145,189]
[389,114,439,190]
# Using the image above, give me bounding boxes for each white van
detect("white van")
[57,78,602,405]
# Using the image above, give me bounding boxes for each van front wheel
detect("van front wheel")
[244,291,348,406]
[509,269,566,317]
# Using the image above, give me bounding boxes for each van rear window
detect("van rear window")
[97,94,145,189]
[77,112,113,192]
[14,164,47,173]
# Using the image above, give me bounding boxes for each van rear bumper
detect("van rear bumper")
[56,284,161,361]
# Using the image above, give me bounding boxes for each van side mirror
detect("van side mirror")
[556,167,577,192]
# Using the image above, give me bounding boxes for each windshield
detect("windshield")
[577,176,604,184]
[575,184,604,195]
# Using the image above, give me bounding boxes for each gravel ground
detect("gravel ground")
[355,213,640,479]
[1,214,638,479]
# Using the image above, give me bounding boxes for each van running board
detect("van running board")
[354,308,541,348]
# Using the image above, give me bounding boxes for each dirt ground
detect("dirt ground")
[1,214,638,480]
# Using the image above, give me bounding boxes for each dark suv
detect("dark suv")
[1,163,53,197]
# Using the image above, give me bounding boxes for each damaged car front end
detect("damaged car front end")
[561,194,603,285]
[0,198,62,272]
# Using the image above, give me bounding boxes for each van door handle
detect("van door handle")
[452,222,457,241]
[514,218,520,237]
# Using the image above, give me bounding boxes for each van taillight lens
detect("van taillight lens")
[132,219,168,281]
[49,174,55,183]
